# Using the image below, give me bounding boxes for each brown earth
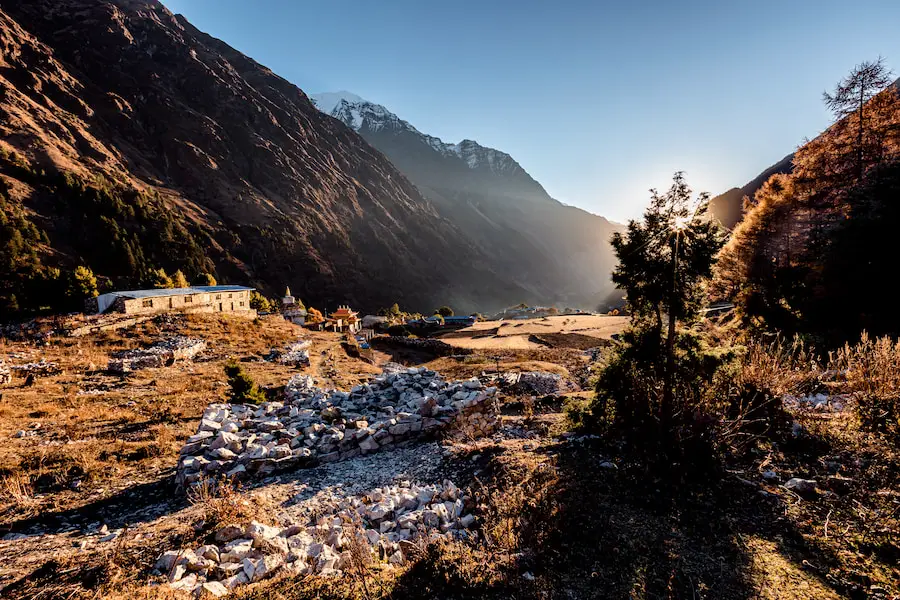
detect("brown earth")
[0,314,897,599]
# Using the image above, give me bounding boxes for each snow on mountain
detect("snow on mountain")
[309,92,522,176]
[308,91,365,115]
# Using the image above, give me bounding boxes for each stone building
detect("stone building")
[92,286,256,316]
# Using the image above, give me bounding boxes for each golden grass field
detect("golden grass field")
[438,315,629,350]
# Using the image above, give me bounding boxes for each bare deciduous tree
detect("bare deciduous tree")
[823,57,895,181]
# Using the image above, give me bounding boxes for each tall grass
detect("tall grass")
[830,332,900,439]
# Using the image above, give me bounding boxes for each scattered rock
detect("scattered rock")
[784,478,817,496]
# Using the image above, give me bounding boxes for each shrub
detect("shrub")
[249,291,273,312]
[195,272,217,286]
[830,332,900,440]
[224,361,267,404]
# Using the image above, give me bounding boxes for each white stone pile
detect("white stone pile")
[8,359,61,377]
[275,340,311,366]
[177,367,497,487]
[108,336,206,373]
[783,392,847,412]
[0,361,10,385]
[156,479,474,597]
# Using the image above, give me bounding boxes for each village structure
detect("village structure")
[90,285,256,317]
[281,287,308,325]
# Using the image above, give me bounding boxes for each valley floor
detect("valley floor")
[0,313,896,599]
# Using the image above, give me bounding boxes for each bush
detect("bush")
[830,332,900,440]
[195,272,217,286]
[249,291,273,312]
[224,362,267,404]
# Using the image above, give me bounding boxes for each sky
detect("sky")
[160,0,900,222]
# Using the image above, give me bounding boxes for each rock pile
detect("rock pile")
[9,359,61,377]
[157,479,475,596]
[783,393,847,412]
[266,340,310,366]
[108,336,206,373]
[494,371,563,396]
[176,367,497,487]
[0,361,10,385]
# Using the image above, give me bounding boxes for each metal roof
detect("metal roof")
[193,286,255,293]
[98,285,253,300]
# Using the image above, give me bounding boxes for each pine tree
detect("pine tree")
[149,268,174,289]
[67,266,99,307]
[823,57,897,182]
[611,172,724,415]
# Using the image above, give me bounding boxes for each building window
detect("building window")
[142,299,153,308]
[215,294,222,300]
[228,293,233,298]
[239,301,245,307]
[184,296,193,303]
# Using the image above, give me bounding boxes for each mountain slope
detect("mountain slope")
[311,92,621,309]
[709,155,794,229]
[0,0,538,314]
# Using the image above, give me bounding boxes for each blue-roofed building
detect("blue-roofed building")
[93,285,256,316]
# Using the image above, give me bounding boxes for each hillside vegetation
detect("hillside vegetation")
[715,59,900,345]
[0,0,556,318]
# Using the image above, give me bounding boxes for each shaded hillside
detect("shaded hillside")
[0,0,536,316]
[312,93,622,310]
[709,154,793,228]
[714,65,900,344]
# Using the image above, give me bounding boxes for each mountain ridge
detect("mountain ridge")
[311,91,622,308]
[0,0,543,315]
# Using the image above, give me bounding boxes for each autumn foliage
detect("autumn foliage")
[715,59,900,344]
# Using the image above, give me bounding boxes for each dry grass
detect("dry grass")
[0,313,323,526]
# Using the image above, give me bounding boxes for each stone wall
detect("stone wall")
[373,336,472,357]
[176,367,497,487]
[113,290,255,317]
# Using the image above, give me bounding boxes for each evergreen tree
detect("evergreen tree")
[66,266,99,309]
[149,267,174,289]
[436,305,454,317]
[249,291,273,312]
[195,272,217,286]
[823,57,896,182]
[224,362,267,404]
[610,172,724,415]
[172,269,189,288]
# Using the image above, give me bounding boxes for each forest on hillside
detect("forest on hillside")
[714,59,900,347]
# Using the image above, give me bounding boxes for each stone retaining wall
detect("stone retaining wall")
[176,367,497,487]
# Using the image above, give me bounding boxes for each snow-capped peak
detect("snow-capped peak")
[310,91,524,176]
[309,91,365,115]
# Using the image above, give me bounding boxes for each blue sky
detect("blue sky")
[160,0,900,222]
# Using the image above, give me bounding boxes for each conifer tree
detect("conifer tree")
[611,172,724,415]
[172,269,189,288]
